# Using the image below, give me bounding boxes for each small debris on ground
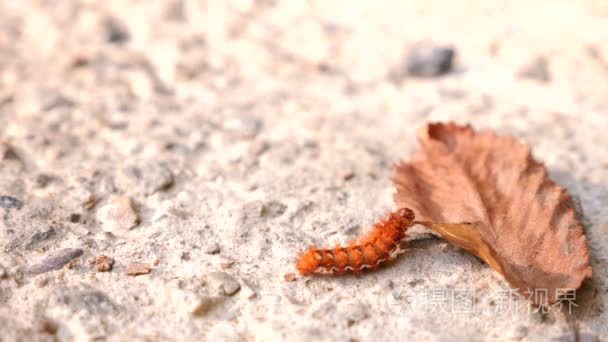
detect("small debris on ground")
[204,242,220,254]
[284,273,297,282]
[220,257,234,269]
[96,195,140,233]
[0,141,21,162]
[206,272,241,296]
[125,262,151,276]
[96,255,115,272]
[28,248,84,275]
[518,56,551,82]
[192,296,224,317]
[0,195,24,210]
[405,44,455,77]
[343,171,355,181]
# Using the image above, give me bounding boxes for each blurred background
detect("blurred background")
[1,1,607,341]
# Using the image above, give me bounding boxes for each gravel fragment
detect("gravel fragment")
[519,56,551,82]
[0,265,8,279]
[206,272,241,296]
[83,196,99,210]
[28,248,84,275]
[165,0,185,21]
[105,17,130,44]
[343,171,355,181]
[0,195,24,210]
[284,273,297,282]
[192,296,224,317]
[204,242,220,254]
[180,251,191,261]
[68,213,81,223]
[222,116,262,139]
[405,44,455,77]
[25,225,56,250]
[96,195,140,234]
[239,283,256,300]
[260,201,287,218]
[39,91,75,111]
[96,255,114,272]
[34,174,54,188]
[219,257,234,269]
[125,263,151,276]
[339,302,370,327]
[124,161,174,195]
[35,276,50,287]
[51,287,118,315]
[36,317,59,335]
[0,141,20,161]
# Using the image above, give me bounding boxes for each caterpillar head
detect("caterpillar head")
[296,248,321,275]
[392,207,415,229]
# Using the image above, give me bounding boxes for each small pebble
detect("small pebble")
[284,273,297,282]
[125,262,151,276]
[343,171,355,181]
[51,287,118,315]
[206,272,241,296]
[28,248,84,275]
[165,0,185,21]
[220,257,234,269]
[83,196,99,210]
[70,55,90,68]
[67,259,78,270]
[405,44,455,77]
[260,201,287,218]
[519,56,551,82]
[96,195,140,233]
[0,141,20,161]
[125,161,174,195]
[25,225,56,250]
[105,17,130,43]
[204,242,221,254]
[0,195,24,210]
[37,317,59,335]
[240,283,256,300]
[35,174,54,188]
[192,296,222,317]
[223,116,262,139]
[35,276,50,288]
[40,92,74,111]
[341,303,369,327]
[512,326,528,339]
[181,252,191,261]
[96,255,114,272]
[68,213,81,223]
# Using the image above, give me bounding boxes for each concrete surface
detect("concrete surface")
[1,1,607,341]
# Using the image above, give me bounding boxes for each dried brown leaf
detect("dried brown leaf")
[393,123,592,305]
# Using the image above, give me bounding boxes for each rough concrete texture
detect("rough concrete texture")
[1,1,607,341]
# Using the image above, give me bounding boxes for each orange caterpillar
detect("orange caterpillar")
[296,208,416,275]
